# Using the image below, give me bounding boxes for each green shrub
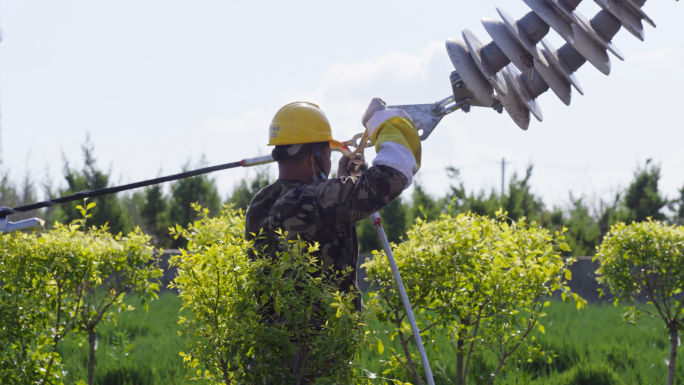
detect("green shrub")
[0,200,162,385]
[363,211,586,385]
[550,362,625,385]
[522,338,583,376]
[0,227,62,384]
[595,220,684,385]
[170,204,367,384]
[604,343,635,371]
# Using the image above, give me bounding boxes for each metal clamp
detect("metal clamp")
[347,130,371,173]
[0,216,42,233]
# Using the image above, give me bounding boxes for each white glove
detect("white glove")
[361,98,387,132]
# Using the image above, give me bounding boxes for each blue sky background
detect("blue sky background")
[2,0,682,211]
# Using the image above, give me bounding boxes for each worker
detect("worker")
[244,98,421,377]
[246,98,421,308]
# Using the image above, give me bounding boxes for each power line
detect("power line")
[439,161,684,172]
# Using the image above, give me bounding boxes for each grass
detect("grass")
[57,294,201,385]
[57,293,683,385]
[361,301,683,385]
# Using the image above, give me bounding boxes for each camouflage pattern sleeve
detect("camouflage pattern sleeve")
[314,165,407,226]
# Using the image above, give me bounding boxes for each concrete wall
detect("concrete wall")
[158,250,181,293]
[555,257,613,303]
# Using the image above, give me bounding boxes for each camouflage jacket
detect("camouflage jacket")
[245,165,408,312]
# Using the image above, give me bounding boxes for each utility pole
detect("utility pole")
[501,158,505,196]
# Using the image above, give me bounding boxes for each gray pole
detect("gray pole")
[370,212,435,385]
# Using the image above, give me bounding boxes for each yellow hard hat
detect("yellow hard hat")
[268,102,343,148]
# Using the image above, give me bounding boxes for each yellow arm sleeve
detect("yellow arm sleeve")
[370,116,422,171]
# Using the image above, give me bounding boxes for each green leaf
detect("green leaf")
[376,339,384,355]
[565,269,572,280]
[560,243,570,252]
[87,202,97,210]
[538,325,545,334]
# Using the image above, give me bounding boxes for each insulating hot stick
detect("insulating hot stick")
[0,144,354,228]
[0,154,276,221]
[371,212,435,385]
[0,145,358,230]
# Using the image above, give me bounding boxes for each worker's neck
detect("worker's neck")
[278,165,314,183]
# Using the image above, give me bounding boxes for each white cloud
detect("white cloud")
[315,41,444,99]
[630,46,681,68]
[284,41,451,144]
[207,42,455,195]
[205,42,520,197]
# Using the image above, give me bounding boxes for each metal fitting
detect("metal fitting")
[0,216,42,233]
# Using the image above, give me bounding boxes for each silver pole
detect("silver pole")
[370,212,435,385]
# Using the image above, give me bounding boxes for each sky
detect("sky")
[1,0,682,211]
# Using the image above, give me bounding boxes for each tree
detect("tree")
[53,134,131,234]
[0,222,64,384]
[71,201,162,385]
[379,196,408,245]
[595,220,684,385]
[140,184,173,247]
[0,200,161,385]
[621,159,666,223]
[363,211,585,385]
[504,165,545,223]
[356,217,382,253]
[225,166,272,211]
[669,184,684,225]
[168,157,221,248]
[356,196,409,253]
[545,196,602,257]
[0,170,40,221]
[170,204,367,384]
[446,165,545,224]
[408,181,445,224]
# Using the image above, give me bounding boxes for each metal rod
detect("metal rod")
[370,212,435,385]
[0,156,275,218]
[0,145,359,219]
